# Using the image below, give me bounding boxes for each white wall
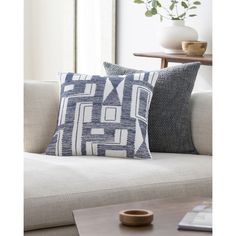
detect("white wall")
[24,0,116,79]
[24,0,75,81]
[117,0,212,92]
[76,0,116,75]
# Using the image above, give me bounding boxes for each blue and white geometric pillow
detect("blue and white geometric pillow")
[45,72,158,159]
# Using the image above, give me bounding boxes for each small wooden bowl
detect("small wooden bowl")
[119,209,154,227]
[182,40,207,56]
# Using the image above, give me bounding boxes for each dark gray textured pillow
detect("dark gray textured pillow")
[103,61,143,75]
[103,62,200,154]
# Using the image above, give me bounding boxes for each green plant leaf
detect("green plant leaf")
[193,1,201,5]
[189,14,197,17]
[169,2,175,11]
[151,7,157,15]
[134,0,144,3]
[181,1,188,8]
[152,0,162,8]
[145,10,153,17]
[190,6,197,9]
[179,12,186,18]
[152,1,157,7]
[156,1,162,7]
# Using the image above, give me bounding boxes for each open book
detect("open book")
[178,201,212,232]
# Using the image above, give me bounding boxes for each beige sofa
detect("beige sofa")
[24,81,212,236]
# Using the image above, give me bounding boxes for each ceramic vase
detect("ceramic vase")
[159,20,198,54]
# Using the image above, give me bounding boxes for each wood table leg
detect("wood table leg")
[161,58,168,69]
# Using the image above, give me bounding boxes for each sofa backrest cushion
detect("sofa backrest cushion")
[24,81,212,155]
[24,81,59,153]
[191,92,212,155]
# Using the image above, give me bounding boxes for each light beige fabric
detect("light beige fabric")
[25,225,77,236]
[24,81,59,153]
[191,92,212,155]
[24,81,212,155]
[24,82,212,233]
[24,152,212,231]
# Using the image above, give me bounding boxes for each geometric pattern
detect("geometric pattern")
[45,71,159,159]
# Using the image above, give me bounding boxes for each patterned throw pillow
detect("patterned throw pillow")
[46,72,158,159]
[103,62,200,154]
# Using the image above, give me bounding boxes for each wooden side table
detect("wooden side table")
[133,52,212,69]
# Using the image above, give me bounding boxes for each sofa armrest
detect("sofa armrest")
[24,81,59,153]
[191,92,212,155]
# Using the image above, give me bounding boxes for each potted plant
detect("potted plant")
[134,0,202,53]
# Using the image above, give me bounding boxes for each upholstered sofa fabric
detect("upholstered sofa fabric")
[24,81,59,153]
[24,81,212,235]
[191,92,212,155]
[24,152,212,231]
[103,62,200,154]
[24,81,212,155]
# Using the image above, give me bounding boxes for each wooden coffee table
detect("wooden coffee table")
[73,197,212,236]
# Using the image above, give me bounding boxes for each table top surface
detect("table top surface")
[133,52,212,65]
[73,197,212,236]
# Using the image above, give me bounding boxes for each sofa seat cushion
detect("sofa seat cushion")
[24,152,212,231]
